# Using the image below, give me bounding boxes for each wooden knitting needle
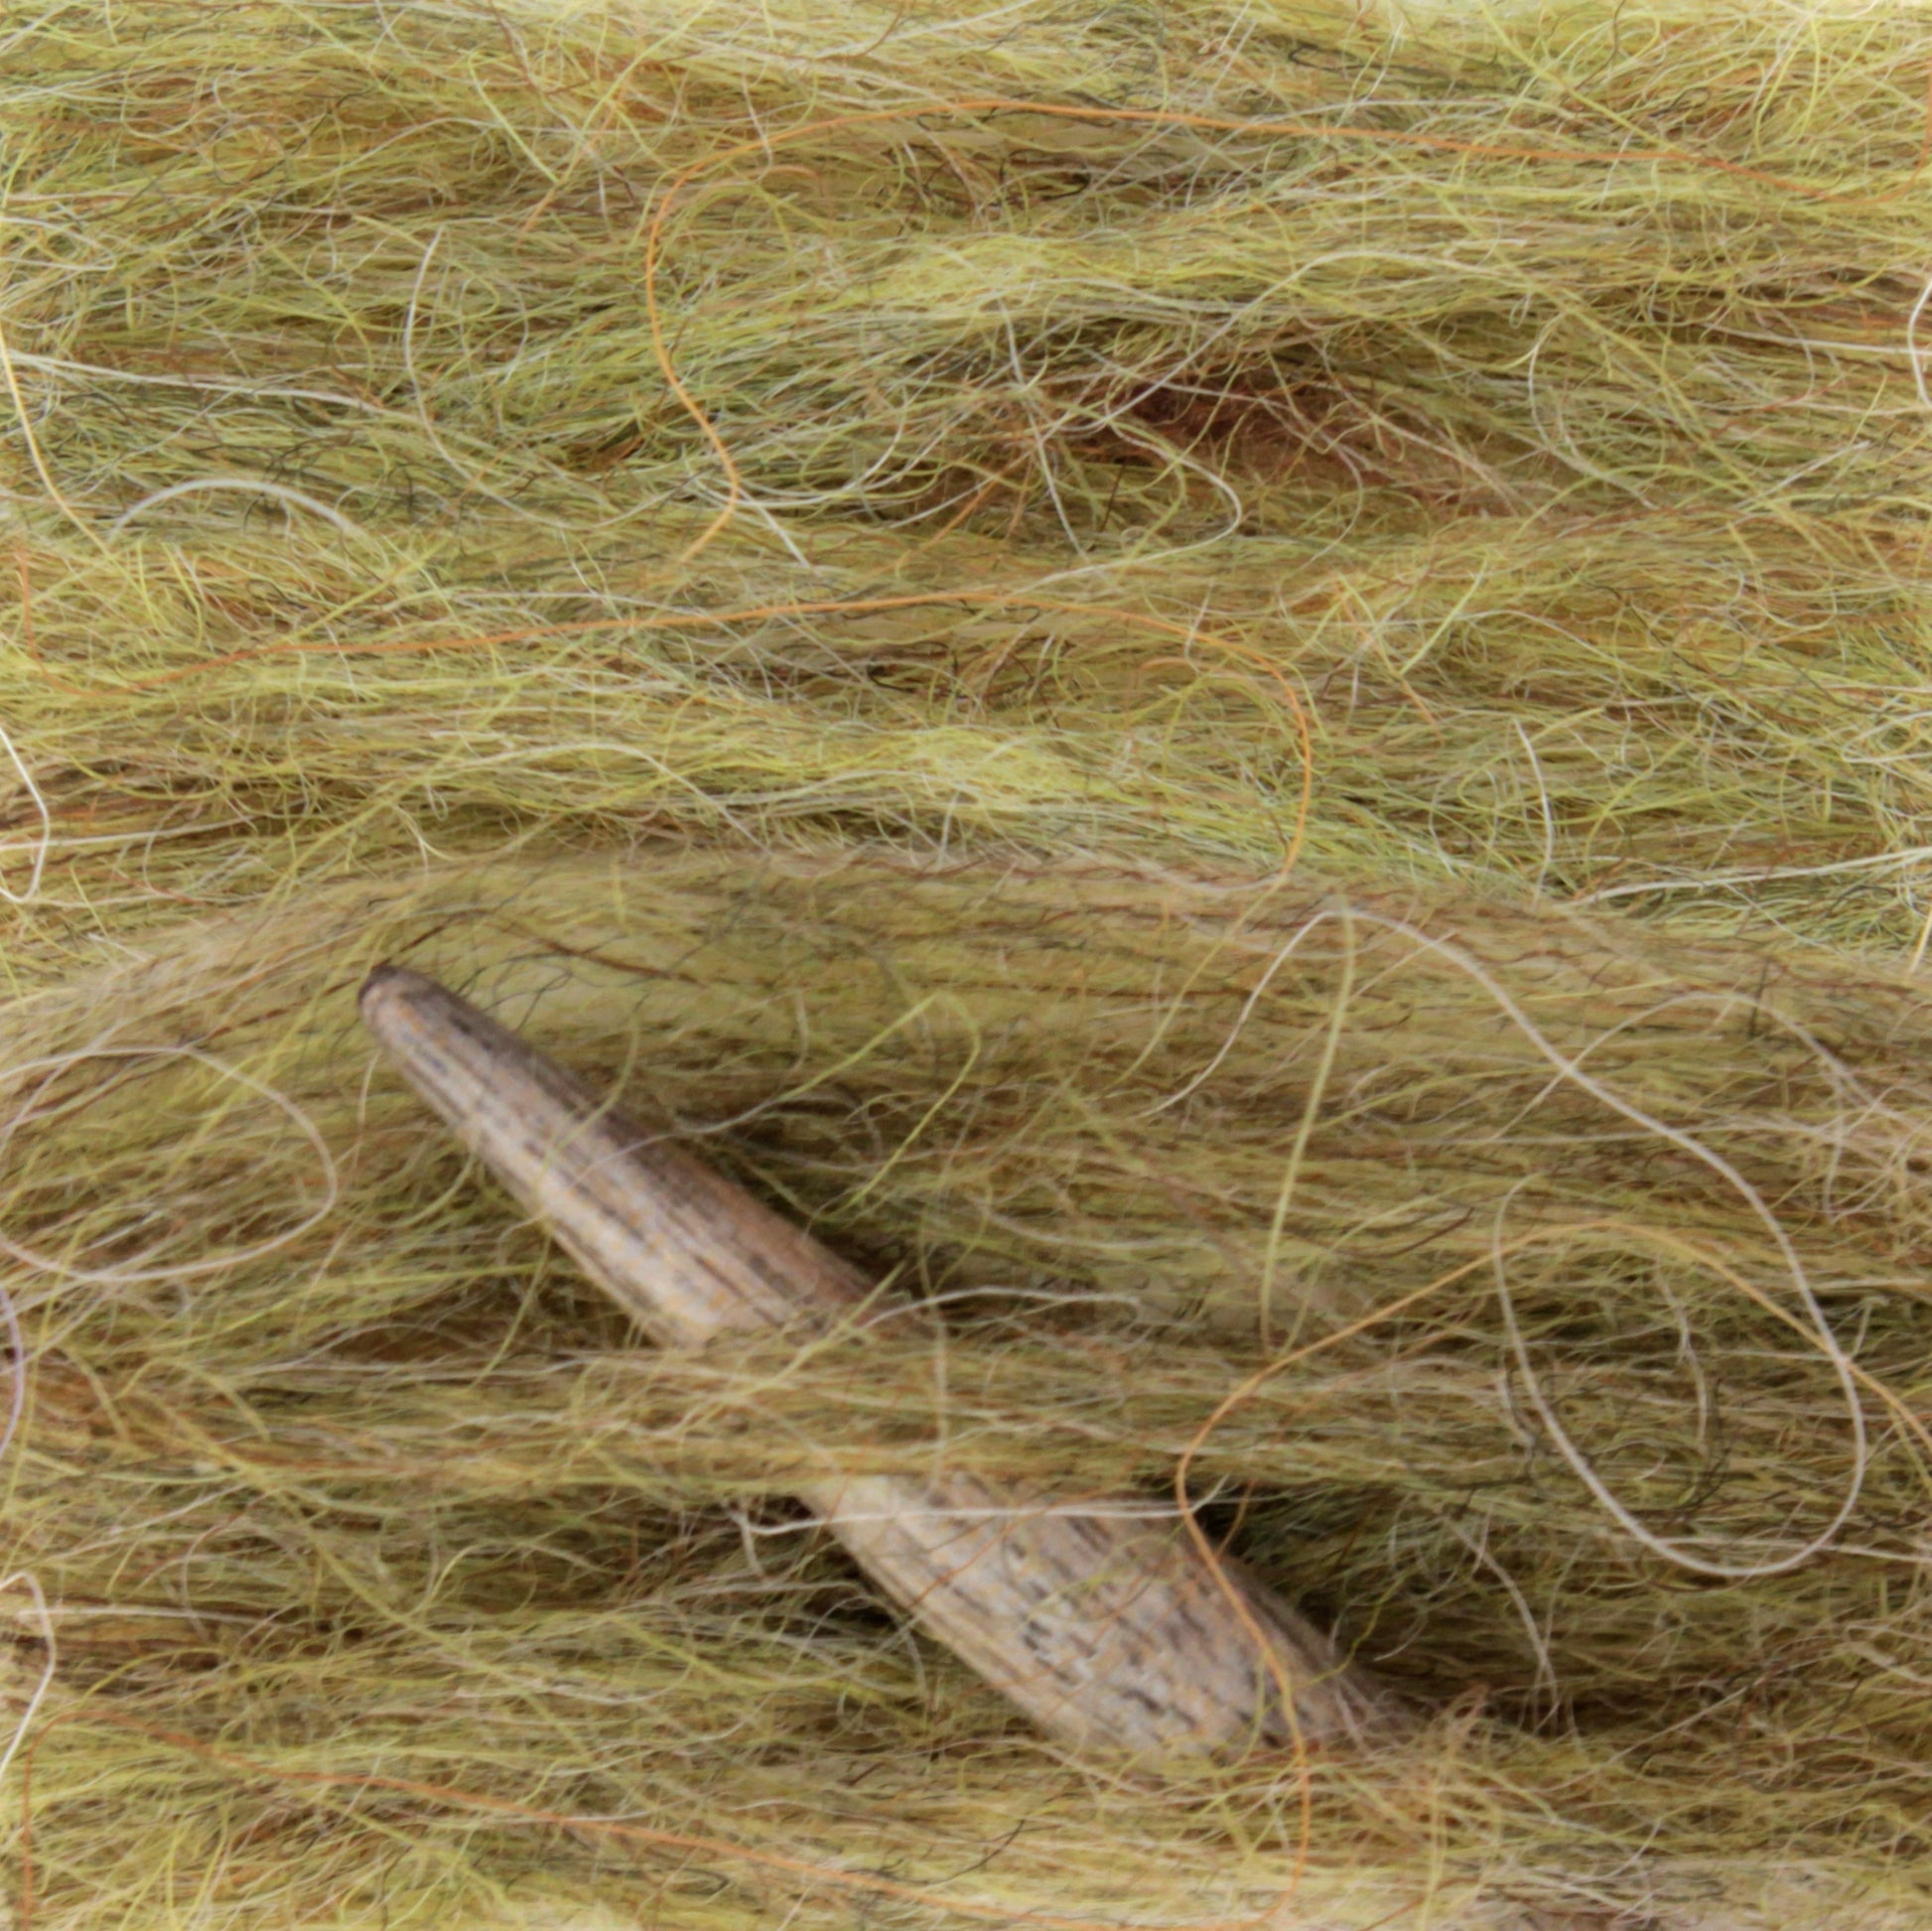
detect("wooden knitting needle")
[360,964,1398,1758]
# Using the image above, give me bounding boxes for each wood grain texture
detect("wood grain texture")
[360,963,1398,1757]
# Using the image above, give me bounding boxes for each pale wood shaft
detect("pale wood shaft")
[360,964,1397,1756]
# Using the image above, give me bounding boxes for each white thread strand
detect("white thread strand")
[0,1045,339,1285]
[1173,906,1867,1577]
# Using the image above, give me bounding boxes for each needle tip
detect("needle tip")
[361,959,429,1004]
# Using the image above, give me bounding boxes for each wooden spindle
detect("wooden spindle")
[361,964,1397,1757]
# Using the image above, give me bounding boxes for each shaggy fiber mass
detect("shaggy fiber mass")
[4,2,1932,1925]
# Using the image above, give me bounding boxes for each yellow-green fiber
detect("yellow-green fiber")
[4,3,1932,1926]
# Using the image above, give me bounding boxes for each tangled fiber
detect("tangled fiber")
[6,1,1932,1924]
